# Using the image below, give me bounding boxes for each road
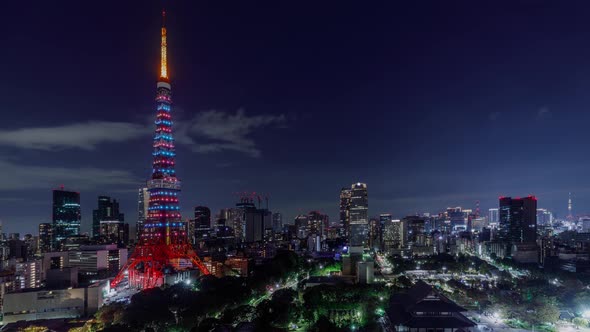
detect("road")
[249,279,299,307]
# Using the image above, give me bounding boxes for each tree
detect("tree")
[20,327,48,332]
[573,317,589,328]
[95,303,125,328]
[527,296,560,326]
[196,318,221,331]
[396,276,412,288]
[574,290,590,311]
[310,316,345,332]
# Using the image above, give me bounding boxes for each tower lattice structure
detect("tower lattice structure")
[111,11,209,290]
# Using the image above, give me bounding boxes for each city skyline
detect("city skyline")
[4,1,590,234]
[4,3,590,331]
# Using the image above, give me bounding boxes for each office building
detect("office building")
[447,207,466,230]
[272,212,283,232]
[99,220,130,245]
[92,196,124,239]
[349,182,368,252]
[357,260,374,284]
[339,188,352,237]
[404,216,426,245]
[536,208,553,226]
[52,188,81,250]
[8,239,27,261]
[68,244,128,278]
[39,223,53,254]
[194,206,211,240]
[499,196,537,244]
[41,251,69,281]
[369,217,381,250]
[234,198,272,243]
[489,208,499,224]
[378,214,392,250]
[14,259,42,290]
[295,215,310,238]
[308,211,329,238]
[136,187,149,240]
[498,196,537,258]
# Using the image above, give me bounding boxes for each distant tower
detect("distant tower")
[111,10,209,289]
[568,192,573,221]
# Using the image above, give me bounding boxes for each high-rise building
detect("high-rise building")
[14,259,42,290]
[339,188,352,237]
[395,219,408,249]
[488,208,499,224]
[308,211,329,238]
[498,196,537,246]
[136,187,149,241]
[99,220,130,245]
[8,239,27,261]
[295,215,310,238]
[24,234,38,258]
[404,216,426,245]
[38,223,52,254]
[369,217,381,250]
[194,206,211,240]
[378,214,392,250]
[447,207,466,230]
[92,196,124,238]
[272,212,283,232]
[349,182,368,252]
[536,209,553,226]
[52,188,81,250]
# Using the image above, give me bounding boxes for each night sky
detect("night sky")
[3,1,590,234]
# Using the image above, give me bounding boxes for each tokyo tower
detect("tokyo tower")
[111,10,209,290]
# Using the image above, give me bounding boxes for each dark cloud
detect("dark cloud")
[0,122,149,150]
[177,109,287,158]
[0,161,140,191]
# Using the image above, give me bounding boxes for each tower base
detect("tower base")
[111,243,210,290]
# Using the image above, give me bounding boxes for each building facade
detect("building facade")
[39,222,54,255]
[52,189,81,250]
[136,187,149,241]
[92,196,124,239]
[339,188,352,237]
[498,196,537,245]
[349,183,368,252]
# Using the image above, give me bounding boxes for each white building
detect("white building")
[2,283,105,324]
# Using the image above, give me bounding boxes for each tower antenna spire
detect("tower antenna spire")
[160,8,168,80]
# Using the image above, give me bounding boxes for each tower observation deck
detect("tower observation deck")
[111,10,209,290]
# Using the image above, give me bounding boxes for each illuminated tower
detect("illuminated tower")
[141,9,184,246]
[568,192,573,221]
[111,11,209,289]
